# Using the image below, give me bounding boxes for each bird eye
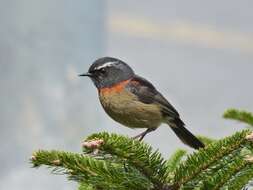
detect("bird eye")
[100,68,106,74]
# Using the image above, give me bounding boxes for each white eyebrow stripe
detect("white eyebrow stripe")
[95,61,117,70]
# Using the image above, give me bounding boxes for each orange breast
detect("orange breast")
[98,79,162,129]
[99,79,131,95]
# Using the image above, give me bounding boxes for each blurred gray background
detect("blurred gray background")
[1,0,253,189]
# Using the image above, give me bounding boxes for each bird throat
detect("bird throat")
[99,79,131,95]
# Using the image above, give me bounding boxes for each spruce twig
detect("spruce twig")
[30,109,253,190]
[83,133,168,189]
[223,109,253,127]
[173,130,252,188]
[31,150,152,190]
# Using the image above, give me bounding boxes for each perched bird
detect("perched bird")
[79,57,204,149]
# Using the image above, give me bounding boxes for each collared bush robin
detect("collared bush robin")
[79,57,204,149]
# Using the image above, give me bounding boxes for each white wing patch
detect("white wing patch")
[95,61,117,70]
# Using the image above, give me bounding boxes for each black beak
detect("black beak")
[78,72,93,77]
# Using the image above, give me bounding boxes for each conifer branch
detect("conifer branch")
[188,153,250,190]
[166,149,187,174]
[30,130,253,190]
[173,130,252,188]
[31,150,152,190]
[221,164,253,190]
[83,132,169,189]
[223,109,253,127]
[197,136,217,145]
[165,149,187,183]
[79,183,95,190]
[30,109,253,190]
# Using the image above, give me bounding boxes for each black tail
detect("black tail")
[167,118,205,149]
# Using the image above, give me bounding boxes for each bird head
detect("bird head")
[79,57,135,89]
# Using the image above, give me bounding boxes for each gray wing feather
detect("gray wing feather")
[126,75,179,118]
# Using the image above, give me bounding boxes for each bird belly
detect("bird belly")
[99,90,162,129]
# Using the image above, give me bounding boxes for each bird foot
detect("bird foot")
[132,128,156,141]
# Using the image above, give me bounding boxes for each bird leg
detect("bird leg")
[133,128,156,141]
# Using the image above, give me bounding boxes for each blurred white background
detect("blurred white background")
[1,0,253,189]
